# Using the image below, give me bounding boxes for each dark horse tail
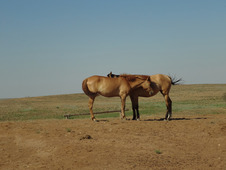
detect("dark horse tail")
[82,78,96,97]
[168,75,183,85]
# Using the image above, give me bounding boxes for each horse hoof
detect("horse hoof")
[137,118,140,121]
[92,118,98,122]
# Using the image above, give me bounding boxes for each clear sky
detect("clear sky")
[1,0,226,98]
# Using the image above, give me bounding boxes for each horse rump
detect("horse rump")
[82,78,96,97]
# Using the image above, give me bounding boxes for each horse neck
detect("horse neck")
[128,79,145,89]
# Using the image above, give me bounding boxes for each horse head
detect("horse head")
[139,76,153,95]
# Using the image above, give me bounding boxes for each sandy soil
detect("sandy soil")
[0,114,226,170]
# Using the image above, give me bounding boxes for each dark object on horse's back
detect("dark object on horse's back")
[107,71,119,78]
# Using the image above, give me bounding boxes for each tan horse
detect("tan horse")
[107,73,182,120]
[82,75,153,121]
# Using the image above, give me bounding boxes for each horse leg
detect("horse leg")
[120,94,127,120]
[163,94,172,120]
[136,103,140,121]
[130,95,140,120]
[88,96,96,121]
[130,95,137,120]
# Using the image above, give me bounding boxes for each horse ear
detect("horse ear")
[110,71,112,74]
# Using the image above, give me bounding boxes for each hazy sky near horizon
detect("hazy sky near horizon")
[1,0,226,98]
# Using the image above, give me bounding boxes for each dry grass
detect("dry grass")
[0,84,226,121]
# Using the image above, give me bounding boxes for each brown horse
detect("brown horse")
[82,75,153,121]
[107,73,182,120]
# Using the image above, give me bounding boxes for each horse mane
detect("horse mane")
[120,74,149,81]
[107,72,150,81]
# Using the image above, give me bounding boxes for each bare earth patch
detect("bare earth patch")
[0,114,226,170]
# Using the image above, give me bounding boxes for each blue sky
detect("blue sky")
[1,0,226,98]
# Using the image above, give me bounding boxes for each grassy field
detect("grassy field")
[0,84,226,121]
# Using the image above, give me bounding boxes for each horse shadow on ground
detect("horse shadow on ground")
[94,119,110,122]
[94,117,207,122]
[143,117,207,122]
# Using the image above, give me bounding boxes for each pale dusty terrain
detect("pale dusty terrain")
[0,114,226,170]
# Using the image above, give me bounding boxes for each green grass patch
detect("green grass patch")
[155,150,162,154]
[0,85,226,121]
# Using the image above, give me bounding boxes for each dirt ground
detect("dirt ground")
[0,114,226,170]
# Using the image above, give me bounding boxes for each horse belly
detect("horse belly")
[133,87,158,97]
[97,83,120,97]
[137,90,152,97]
